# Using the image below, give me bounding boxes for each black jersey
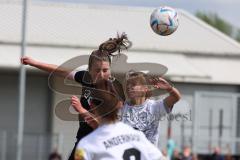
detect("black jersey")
[74,70,125,139]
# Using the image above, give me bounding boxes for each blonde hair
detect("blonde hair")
[125,71,151,99]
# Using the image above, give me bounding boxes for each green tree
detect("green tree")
[235,29,240,42]
[196,12,233,36]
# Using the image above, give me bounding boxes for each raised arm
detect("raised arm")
[164,85,181,109]
[71,96,99,129]
[150,77,181,110]
[21,56,71,78]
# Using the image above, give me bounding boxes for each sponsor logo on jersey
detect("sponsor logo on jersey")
[75,148,85,160]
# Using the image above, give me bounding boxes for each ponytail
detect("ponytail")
[88,33,131,70]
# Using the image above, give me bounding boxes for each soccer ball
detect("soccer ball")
[150,6,179,36]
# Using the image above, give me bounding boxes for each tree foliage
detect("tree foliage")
[196,11,233,36]
[195,11,240,43]
[235,29,240,42]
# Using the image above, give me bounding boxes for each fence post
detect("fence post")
[1,131,7,160]
[58,133,64,154]
[37,135,43,160]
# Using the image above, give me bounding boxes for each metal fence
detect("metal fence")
[156,91,240,155]
[0,130,63,160]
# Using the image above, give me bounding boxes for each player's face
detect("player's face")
[89,60,111,83]
[126,81,147,99]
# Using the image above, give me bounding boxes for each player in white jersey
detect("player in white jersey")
[75,79,164,160]
[119,71,181,145]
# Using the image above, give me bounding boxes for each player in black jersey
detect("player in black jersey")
[21,33,131,160]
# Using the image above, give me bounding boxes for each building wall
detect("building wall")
[157,82,240,153]
[0,71,52,159]
[1,70,239,158]
[50,76,81,159]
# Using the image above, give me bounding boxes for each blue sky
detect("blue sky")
[41,0,240,28]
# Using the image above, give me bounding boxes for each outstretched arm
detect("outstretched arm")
[21,56,72,78]
[150,77,181,110]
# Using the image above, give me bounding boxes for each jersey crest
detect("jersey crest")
[74,148,86,160]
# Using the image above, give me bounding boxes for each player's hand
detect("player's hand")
[71,96,84,113]
[84,114,99,129]
[149,77,172,91]
[21,56,35,65]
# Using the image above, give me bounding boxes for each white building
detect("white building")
[1,1,240,159]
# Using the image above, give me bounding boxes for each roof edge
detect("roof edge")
[179,9,240,50]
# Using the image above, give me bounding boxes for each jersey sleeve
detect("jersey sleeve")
[75,142,92,160]
[151,99,171,117]
[74,71,92,85]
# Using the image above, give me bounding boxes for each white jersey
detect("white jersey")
[119,99,170,145]
[75,122,164,160]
